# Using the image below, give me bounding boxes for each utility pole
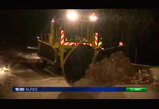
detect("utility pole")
[135,48,138,63]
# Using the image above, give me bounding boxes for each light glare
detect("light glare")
[67,10,78,21]
[0,66,10,75]
[119,41,124,46]
[89,15,97,22]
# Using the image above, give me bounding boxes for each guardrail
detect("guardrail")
[131,63,152,69]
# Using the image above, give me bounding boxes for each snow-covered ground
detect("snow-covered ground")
[0,48,159,99]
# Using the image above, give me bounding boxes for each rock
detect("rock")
[149,68,159,84]
[131,69,153,84]
[149,68,159,80]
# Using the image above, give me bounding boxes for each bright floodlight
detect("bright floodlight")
[89,13,97,22]
[67,10,78,21]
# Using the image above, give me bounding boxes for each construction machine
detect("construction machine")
[37,10,104,83]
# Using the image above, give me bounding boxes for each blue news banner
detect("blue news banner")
[13,87,127,92]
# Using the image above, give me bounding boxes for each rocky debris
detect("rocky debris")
[79,51,154,86]
[84,51,137,86]
[149,68,159,84]
[131,69,154,84]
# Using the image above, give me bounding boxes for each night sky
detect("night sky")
[0,10,57,46]
[0,9,159,66]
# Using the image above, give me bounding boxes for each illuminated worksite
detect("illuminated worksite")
[0,9,159,99]
[37,10,107,83]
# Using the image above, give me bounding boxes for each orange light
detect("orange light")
[119,41,124,46]
[89,13,97,22]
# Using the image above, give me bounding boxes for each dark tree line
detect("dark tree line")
[0,10,55,47]
[96,9,158,65]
